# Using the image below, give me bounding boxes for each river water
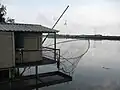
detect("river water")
[33,39,120,90]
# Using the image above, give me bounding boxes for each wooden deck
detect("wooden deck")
[0,71,72,90]
[16,57,56,67]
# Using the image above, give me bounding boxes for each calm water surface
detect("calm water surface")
[32,40,120,90]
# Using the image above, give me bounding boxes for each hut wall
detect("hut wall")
[0,32,15,69]
[23,33,42,63]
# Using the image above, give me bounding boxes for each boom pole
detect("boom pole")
[42,5,69,44]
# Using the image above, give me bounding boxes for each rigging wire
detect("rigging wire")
[46,39,80,47]
[20,67,31,76]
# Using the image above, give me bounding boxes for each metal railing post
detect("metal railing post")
[57,49,60,70]
[54,33,56,61]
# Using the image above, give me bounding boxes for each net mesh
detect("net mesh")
[43,38,90,75]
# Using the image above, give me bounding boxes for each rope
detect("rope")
[20,67,31,76]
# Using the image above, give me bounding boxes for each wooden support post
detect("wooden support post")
[17,68,19,76]
[12,32,15,68]
[35,66,38,90]
[35,66,38,78]
[9,68,12,89]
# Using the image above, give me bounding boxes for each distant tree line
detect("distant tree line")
[45,34,120,40]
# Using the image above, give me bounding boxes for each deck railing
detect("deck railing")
[15,47,60,67]
[42,47,60,69]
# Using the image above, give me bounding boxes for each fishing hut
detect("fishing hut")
[0,23,72,90]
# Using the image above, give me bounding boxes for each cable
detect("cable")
[20,67,31,76]
[46,39,79,47]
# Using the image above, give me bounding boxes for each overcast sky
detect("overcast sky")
[1,0,120,35]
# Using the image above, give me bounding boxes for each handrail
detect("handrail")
[16,47,60,51]
[43,47,60,51]
[16,49,52,52]
[15,47,60,67]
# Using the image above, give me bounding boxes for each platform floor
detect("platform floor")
[0,71,72,90]
[16,57,56,67]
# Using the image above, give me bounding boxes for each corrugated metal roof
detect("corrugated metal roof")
[0,23,59,33]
